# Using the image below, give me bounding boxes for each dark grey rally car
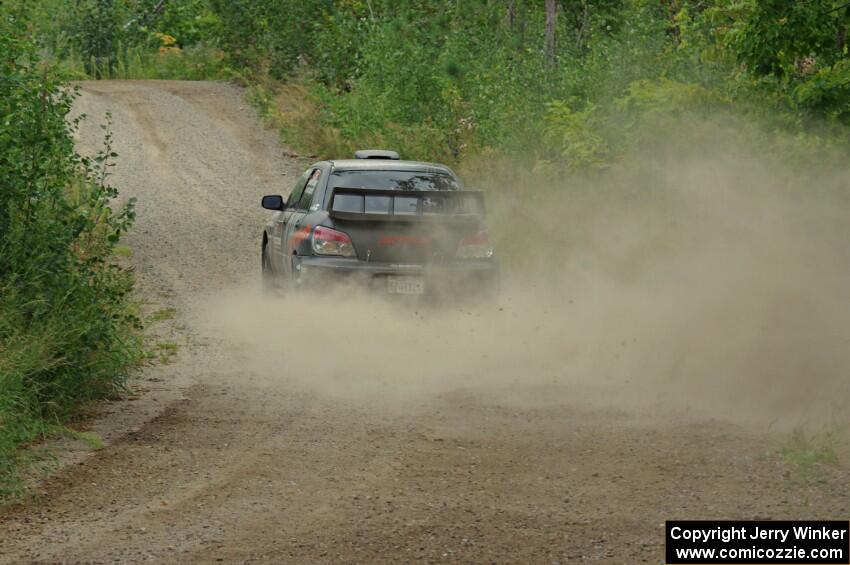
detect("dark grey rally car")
[260,150,498,297]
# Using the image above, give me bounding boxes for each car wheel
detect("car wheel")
[262,245,276,294]
[289,256,303,291]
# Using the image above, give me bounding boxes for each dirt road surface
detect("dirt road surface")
[0,81,846,564]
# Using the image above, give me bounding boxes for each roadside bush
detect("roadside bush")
[61,42,231,81]
[11,0,850,167]
[0,13,142,498]
[211,0,850,176]
[5,0,231,81]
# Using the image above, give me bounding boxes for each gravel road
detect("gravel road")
[0,81,846,564]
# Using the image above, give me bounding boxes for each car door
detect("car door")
[281,167,324,276]
[272,170,310,274]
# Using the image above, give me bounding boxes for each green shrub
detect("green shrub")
[0,12,142,499]
[4,0,231,81]
[226,0,850,174]
[795,60,850,123]
[544,102,610,169]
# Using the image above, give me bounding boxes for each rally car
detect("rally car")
[261,150,498,297]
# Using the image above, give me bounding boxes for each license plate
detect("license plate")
[387,276,425,295]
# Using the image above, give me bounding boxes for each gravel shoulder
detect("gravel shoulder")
[0,80,846,565]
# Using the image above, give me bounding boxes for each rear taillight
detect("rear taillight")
[312,226,356,257]
[457,231,494,259]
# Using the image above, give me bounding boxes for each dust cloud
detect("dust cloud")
[199,134,850,435]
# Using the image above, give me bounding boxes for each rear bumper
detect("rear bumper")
[294,255,499,294]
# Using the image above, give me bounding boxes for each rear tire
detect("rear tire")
[289,256,303,292]
[262,245,275,294]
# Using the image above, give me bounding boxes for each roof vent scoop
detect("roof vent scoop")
[354,149,400,160]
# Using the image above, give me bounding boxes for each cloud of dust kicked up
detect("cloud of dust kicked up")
[200,128,850,432]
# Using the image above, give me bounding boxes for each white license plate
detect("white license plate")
[387,276,425,295]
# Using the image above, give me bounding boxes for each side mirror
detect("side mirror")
[262,195,285,211]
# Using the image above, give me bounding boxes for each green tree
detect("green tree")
[735,0,850,77]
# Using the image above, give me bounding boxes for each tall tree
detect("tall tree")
[545,0,557,67]
[505,0,515,29]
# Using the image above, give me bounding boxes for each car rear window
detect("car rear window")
[329,170,460,191]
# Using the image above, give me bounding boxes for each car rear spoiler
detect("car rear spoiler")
[328,187,485,222]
